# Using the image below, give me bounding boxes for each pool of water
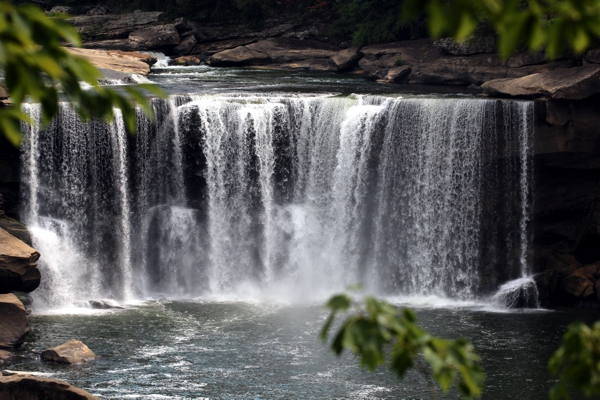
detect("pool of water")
[4,300,594,399]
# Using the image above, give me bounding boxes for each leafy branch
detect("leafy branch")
[0,2,165,145]
[320,294,486,398]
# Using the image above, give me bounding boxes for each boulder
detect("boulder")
[481,65,600,100]
[68,11,163,41]
[563,268,596,298]
[209,46,270,67]
[0,375,98,400]
[67,48,153,76]
[0,228,40,294]
[383,66,411,83]
[0,294,29,349]
[41,340,97,364]
[174,18,206,41]
[174,35,197,55]
[330,47,361,72]
[171,56,202,66]
[129,24,181,50]
[434,36,496,55]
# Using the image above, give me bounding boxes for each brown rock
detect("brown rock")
[563,268,595,298]
[41,340,97,364]
[585,48,600,64]
[174,35,197,55]
[584,262,600,278]
[209,46,270,66]
[0,375,98,400]
[0,294,29,348]
[0,228,40,294]
[330,47,361,72]
[67,48,152,76]
[481,65,600,100]
[244,38,339,64]
[506,51,546,68]
[171,56,202,66]
[129,24,181,50]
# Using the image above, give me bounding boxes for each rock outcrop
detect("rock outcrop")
[68,11,163,41]
[41,340,97,364]
[67,48,156,77]
[0,294,29,348]
[434,36,496,55]
[0,228,40,294]
[481,65,600,99]
[0,375,99,400]
[129,24,181,50]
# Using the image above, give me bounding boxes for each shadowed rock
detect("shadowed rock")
[129,24,181,50]
[41,340,97,364]
[0,294,29,349]
[0,375,98,400]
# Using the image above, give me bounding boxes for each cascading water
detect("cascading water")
[20,94,535,309]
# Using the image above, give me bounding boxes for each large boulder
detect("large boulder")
[128,24,181,50]
[67,48,154,76]
[0,228,40,294]
[209,46,270,66]
[481,65,600,99]
[209,38,339,68]
[174,17,206,41]
[41,340,97,364]
[0,294,29,349]
[330,47,361,71]
[173,35,197,55]
[563,268,596,298]
[0,375,98,400]
[68,11,163,41]
[171,56,202,66]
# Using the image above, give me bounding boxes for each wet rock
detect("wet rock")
[434,36,496,55]
[67,48,153,76]
[563,268,596,298]
[68,11,163,41]
[0,228,40,294]
[41,340,97,364]
[0,375,99,400]
[330,47,361,72]
[174,35,197,55]
[171,56,202,66]
[129,24,181,50]
[88,300,124,309]
[0,294,29,349]
[481,65,600,100]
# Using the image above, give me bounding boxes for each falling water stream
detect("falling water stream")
[11,81,558,399]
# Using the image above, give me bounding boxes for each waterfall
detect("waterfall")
[20,94,535,308]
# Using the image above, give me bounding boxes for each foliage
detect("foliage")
[402,0,600,59]
[0,2,164,146]
[331,0,426,46]
[549,321,600,400]
[394,55,404,66]
[321,294,486,398]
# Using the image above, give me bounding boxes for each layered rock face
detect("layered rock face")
[0,293,29,348]
[0,228,40,294]
[0,375,99,400]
